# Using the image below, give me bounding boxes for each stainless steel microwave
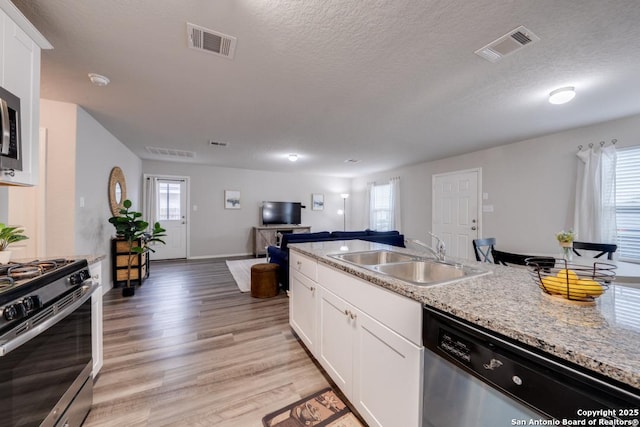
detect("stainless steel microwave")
[0,86,22,171]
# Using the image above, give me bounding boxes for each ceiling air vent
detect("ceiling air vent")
[475,26,540,63]
[187,23,237,59]
[209,140,229,147]
[146,146,196,159]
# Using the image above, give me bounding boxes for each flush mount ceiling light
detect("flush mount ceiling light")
[88,73,110,86]
[548,86,576,105]
[288,153,298,162]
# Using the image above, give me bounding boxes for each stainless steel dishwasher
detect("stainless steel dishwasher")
[422,306,640,426]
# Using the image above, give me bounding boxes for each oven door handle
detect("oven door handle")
[0,283,98,357]
[1,98,10,155]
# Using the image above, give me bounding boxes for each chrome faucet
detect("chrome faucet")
[405,232,446,261]
[429,232,446,260]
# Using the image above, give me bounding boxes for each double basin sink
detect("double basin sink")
[328,249,490,286]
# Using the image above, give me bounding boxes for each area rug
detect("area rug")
[226,258,267,292]
[262,388,365,427]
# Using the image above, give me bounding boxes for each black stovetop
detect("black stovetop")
[0,259,88,306]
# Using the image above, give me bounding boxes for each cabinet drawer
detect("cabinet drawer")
[116,268,140,281]
[115,255,140,267]
[290,251,317,281]
[318,263,423,346]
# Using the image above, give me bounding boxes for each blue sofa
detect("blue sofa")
[267,229,405,290]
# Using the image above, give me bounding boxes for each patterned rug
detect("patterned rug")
[262,388,365,427]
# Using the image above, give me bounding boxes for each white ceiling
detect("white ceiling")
[12,0,640,177]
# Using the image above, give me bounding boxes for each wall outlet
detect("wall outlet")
[482,204,494,212]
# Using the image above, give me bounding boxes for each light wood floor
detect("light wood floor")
[83,258,331,427]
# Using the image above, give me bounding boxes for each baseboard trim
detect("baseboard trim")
[188,252,254,260]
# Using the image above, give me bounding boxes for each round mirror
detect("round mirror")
[114,182,122,203]
[109,167,127,216]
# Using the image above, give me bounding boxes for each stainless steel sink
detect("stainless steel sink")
[329,250,419,265]
[328,249,490,286]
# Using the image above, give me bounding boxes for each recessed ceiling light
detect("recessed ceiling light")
[548,86,576,105]
[344,159,360,163]
[288,153,298,162]
[88,73,110,86]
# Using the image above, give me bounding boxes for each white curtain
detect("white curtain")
[574,144,617,243]
[366,181,374,229]
[389,176,402,232]
[143,175,159,228]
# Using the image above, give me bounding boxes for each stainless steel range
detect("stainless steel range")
[0,258,98,427]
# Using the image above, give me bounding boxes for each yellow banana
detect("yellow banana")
[557,269,579,283]
[540,275,603,299]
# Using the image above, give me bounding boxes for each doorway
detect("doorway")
[432,168,481,261]
[144,175,189,260]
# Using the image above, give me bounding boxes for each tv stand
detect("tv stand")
[253,225,311,257]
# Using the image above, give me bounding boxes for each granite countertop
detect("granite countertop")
[289,240,640,391]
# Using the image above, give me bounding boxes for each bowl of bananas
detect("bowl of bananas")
[526,257,616,305]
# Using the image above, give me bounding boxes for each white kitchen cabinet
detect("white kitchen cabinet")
[0,2,52,186]
[289,250,424,427]
[354,307,423,427]
[289,251,321,353]
[317,287,356,392]
[290,250,318,281]
[318,285,423,427]
[289,269,318,352]
[89,261,104,378]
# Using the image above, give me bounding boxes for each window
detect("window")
[616,146,640,262]
[370,183,392,231]
[157,181,182,220]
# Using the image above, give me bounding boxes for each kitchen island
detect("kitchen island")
[288,239,640,425]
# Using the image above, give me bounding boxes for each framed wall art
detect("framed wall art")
[312,193,324,211]
[224,190,241,209]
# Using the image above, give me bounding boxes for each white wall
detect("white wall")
[38,100,141,289]
[75,106,142,275]
[142,160,351,257]
[41,100,78,256]
[0,188,7,222]
[352,113,640,256]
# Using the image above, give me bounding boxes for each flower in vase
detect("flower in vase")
[556,230,575,245]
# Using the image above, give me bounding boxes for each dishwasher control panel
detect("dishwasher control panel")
[438,329,472,363]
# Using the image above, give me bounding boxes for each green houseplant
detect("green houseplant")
[108,199,166,296]
[0,223,29,264]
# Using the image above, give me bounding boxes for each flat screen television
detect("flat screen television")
[262,201,302,225]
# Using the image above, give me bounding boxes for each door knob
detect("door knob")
[471,226,477,231]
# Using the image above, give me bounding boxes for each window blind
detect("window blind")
[616,146,640,262]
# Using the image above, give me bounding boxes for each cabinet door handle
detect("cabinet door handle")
[0,99,9,155]
[344,309,349,317]
[309,286,315,292]
[349,311,357,320]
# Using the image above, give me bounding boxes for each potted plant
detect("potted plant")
[0,223,28,264]
[108,199,166,297]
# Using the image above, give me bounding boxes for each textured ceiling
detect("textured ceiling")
[12,0,640,177]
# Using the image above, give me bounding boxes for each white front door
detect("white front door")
[149,178,188,260]
[432,169,480,261]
